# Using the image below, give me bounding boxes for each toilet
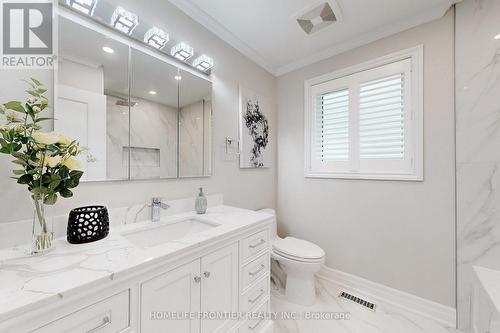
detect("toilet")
[258,209,325,306]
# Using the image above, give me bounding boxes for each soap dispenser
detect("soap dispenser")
[195,188,207,214]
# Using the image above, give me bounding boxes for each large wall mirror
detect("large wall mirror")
[56,16,212,182]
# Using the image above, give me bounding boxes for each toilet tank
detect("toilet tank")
[257,208,277,239]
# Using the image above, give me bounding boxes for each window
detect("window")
[304,46,423,180]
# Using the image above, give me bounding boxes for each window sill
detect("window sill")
[304,171,423,182]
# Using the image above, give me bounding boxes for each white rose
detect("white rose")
[62,157,80,170]
[32,106,41,113]
[37,154,62,168]
[55,133,73,146]
[32,132,60,145]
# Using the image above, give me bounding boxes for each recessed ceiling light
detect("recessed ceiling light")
[149,90,157,95]
[66,0,98,16]
[171,42,194,61]
[494,34,500,40]
[111,6,138,35]
[174,75,182,81]
[144,27,169,50]
[193,54,214,72]
[102,46,114,53]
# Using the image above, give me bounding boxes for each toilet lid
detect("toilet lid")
[273,237,325,260]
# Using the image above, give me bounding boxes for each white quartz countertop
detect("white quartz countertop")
[474,265,500,315]
[0,205,273,321]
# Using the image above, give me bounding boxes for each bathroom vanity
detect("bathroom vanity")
[0,206,274,333]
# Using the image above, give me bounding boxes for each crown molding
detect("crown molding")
[167,0,277,76]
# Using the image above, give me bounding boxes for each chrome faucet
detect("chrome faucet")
[151,197,170,223]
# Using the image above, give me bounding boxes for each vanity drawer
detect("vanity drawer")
[241,301,270,333]
[31,290,130,333]
[242,229,269,261]
[241,253,270,291]
[240,275,270,313]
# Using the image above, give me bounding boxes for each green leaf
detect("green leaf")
[37,88,47,94]
[12,159,27,166]
[69,170,84,180]
[0,147,11,154]
[59,188,73,198]
[4,101,25,113]
[26,90,39,98]
[48,179,61,190]
[58,166,69,178]
[35,117,54,123]
[12,170,25,175]
[17,174,33,184]
[31,78,42,86]
[44,193,57,205]
[31,186,48,195]
[11,151,29,161]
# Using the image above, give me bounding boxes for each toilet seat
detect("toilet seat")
[272,237,325,262]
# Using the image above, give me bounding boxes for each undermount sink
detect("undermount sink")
[123,217,220,247]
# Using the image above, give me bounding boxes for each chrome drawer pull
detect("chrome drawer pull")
[248,318,264,331]
[249,239,265,249]
[248,289,265,304]
[249,264,265,277]
[194,276,201,283]
[87,316,111,333]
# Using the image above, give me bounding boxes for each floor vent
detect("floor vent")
[338,291,377,311]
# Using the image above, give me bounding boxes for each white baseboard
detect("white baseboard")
[317,265,456,328]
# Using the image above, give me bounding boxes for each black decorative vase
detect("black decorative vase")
[67,206,109,244]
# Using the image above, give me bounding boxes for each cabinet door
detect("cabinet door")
[201,243,239,333]
[141,260,201,333]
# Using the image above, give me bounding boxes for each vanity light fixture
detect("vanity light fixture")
[149,90,157,95]
[102,46,114,53]
[144,27,169,50]
[175,75,182,81]
[110,6,138,35]
[171,42,194,61]
[192,54,214,72]
[66,0,98,16]
[495,33,500,40]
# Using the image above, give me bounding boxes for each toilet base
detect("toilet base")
[284,271,317,306]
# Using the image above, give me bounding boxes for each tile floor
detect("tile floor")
[271,278,460,333]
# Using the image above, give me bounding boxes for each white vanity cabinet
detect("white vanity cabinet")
[141,243,239,333]
[0,220,273,333]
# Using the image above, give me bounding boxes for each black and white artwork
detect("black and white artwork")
[239,86,269,168]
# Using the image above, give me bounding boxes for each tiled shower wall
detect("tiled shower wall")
[456,0,500,330]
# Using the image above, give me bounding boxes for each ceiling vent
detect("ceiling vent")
[296,2,338,35]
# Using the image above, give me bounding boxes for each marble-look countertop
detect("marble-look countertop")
[474,266,500,315]
[0,205,273,322]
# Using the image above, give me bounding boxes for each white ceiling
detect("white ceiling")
[168,0,459,76]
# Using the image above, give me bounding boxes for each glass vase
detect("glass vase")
[31,197,54,254]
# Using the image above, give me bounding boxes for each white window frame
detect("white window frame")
[304,46,423,181]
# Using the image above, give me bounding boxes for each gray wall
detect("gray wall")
[456,0,500,330]
[0,0,276,224]
[276,10,455,307]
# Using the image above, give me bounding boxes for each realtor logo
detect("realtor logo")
[1,0,56,68]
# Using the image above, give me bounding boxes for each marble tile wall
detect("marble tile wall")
[106,95,178,180]
[179,100,205,177]
[456,0,500,330]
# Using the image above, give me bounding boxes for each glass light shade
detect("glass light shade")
[193,54,214,72]
[144,27,169,50]
[110,6,138,35]
[171,42,194,61]
[66,0,98,16]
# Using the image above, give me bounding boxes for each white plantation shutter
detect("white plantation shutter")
[305,50,422,180]
[315,89,349,161]
[359,73,405,160]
